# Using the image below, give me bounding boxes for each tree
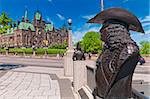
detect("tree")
[80,31,103,53]
[0,12,12,34]
[140,41,150,55]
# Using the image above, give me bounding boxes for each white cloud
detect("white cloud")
[48,0,52,2]
[140,16,150,23]
[82,14,96,20]
[142,23,150,27]
[72,24,101,43]
[56,13,65,21]
[145,30,150,34]
[140,16,150,34]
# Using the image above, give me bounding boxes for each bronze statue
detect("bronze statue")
[88,8,144,99]
[73,42,86,61]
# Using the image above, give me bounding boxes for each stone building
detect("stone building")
[0,10,69,48]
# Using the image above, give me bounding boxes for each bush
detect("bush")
[24,48,33,54]
[48,43,67,49]
[47,49,66,54]
[35,48,66,55]
[0,48,67,55]
[9,48,24,53]
[0,48,6,53]
[36,48,45,55]
[140,41,150,55]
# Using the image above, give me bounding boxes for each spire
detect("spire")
[25,9,28,20]
[24,5,29,22]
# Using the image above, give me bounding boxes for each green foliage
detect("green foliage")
[47,49,66,54]
[48,41,67,49]
[80,31,103,53]
[140,41,150,55]
[36,48,45,55]
[0,12,12,25]
[0,12,12,34]
[24,48,33,54]
[9,48,24,53]
[0,48,6,53]
[0,48,66,55]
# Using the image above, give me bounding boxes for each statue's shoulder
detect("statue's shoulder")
[126,43,139,55]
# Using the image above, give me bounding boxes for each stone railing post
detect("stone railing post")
[32,46,36,57]
[73,61,87,92]
[5,47,9,56]
[64,50,74,76]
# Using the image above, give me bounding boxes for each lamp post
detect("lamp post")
[67,18,73,49]
[64,18,74,76]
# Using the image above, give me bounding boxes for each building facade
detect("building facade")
[0,11,69,48]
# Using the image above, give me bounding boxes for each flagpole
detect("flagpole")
[100,0,104,48]
[101,0,104,11]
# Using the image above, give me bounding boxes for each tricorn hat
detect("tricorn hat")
[87,8,145,33]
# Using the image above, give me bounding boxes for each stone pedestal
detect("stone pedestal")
[23,52,26,57]
[64,49,74,77]
[73,61,87,92]
[6,51,8,56]
[32,51,36,57]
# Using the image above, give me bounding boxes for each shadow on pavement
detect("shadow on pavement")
[0,64,25,70]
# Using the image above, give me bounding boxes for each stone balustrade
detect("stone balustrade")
[72,60,97,99]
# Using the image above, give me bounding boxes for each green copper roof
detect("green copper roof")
[35,12,41,20]
[45,24,53,32]
[14,27,17,30]
[18,22,35,31]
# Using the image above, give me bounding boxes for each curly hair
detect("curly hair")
[100,24,138,72]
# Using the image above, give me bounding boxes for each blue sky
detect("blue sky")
[0,0,150,45]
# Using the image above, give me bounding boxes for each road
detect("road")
[0,56,64,68]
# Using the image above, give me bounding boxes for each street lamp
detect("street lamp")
[68,19,72,27]
[64,18,74,76]
[67,18,73,49]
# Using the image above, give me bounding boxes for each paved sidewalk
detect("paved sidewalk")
[133,62,150,83]
[132,62,150,96]
[0,71,61,99]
